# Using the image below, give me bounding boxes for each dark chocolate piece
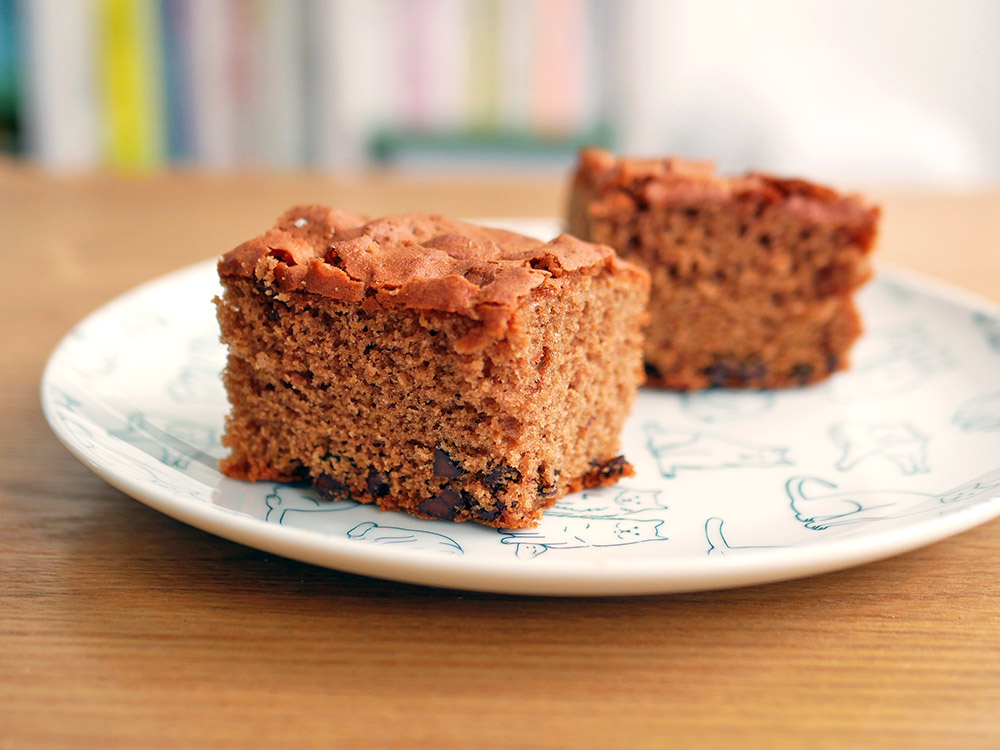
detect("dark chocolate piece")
[472,501,506,523]
[366,470,390,498]
[418,488,470,521]
[433,449,466,478]
[315,473,349,500]
[483,464,522,494]
[791,363,814,384]
[591,455,628,481]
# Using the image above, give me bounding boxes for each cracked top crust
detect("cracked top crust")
[218,205,649,348]
[573,147,880,249]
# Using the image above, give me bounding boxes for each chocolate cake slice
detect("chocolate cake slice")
[568,148,880,390]
[215,206,650,529]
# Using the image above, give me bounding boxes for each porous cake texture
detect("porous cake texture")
[216,206,650,529]
[568,148,880,390]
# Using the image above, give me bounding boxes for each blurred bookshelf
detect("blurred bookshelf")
[3,0,998,184]
[2,0,613,172]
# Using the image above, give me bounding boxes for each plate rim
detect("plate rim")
[40,229,1000,596]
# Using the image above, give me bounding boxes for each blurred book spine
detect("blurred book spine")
[0,0,20,152]
[308,0,394,169]
[467,0,499,130]
[21,0,101,170]
[100,0,165,169]
[498,0,533,131]
[250,0,306,167]
[161,0,193,161]
[187,0,237,166]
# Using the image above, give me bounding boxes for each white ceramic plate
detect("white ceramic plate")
[42,219,1000,596]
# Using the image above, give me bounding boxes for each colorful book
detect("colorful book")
[308,0,404,168]
[0,0,20,152]
[22,0,101,169]
[249,0,307,167]
[100,0,166,169]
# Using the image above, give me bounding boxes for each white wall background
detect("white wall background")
[611,0,1000,186]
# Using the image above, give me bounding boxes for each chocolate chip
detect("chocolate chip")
[315,473,349,500]
[705,364,726,387]
[433,449,466,478]
[705,358,767,387]
[592,455,627,480]
[826,353,840,373]
[742,359,767,382]
[538,481,558,499]
[791,363,814,384]
[483,464,521,494]
[418,488,469,520]
[366,471,390,498]
[644,362,663,380]
[472,501,506,523]
[704,362,736,387]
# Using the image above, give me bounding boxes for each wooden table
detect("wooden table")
[2,163,999,749]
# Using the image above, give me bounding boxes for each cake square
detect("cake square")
[215,206,650,529]
[568,148,880,390]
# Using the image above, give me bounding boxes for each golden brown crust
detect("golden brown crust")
[572,147,880,250]
[219,205,647,351]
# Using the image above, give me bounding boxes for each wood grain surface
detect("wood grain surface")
[2,162,999,749]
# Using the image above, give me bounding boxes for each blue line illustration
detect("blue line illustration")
[265,486,360,523]
[973,312,1000,354]
[547,488,667,518]
[499,517,668,559]
[704,517,784,556]
[827,321,952,402]
[108,412,217,470]
[787,474,1000,530]
[645,423,791,478]
[681,389,775,423]
[953,391,1000,432]
[167,334,225,404]
[346,521,463,555]
[830,421,929,475]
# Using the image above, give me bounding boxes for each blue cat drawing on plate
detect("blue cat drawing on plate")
[546,488,666,518]
[499,517,668,559]
[645,423,791,478]
[704,518,785,557]
[265,486,360,523]
[347,522,463,556]
[109,412,218,471]
[679,390,775,423]
[953,391,1000,432]
[826,321,952,402]
[830,421,929,476]
[788,475,1000,530]
[972,312,1000,353]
